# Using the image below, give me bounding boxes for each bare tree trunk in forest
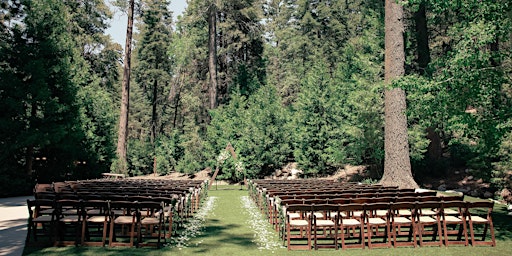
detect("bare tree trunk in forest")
[151,79,158,146]
[26,102,37,176]
[380,0,419,189]
[208,2,218,110]
[115,0,134,174]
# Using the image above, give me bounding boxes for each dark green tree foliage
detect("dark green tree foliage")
[292,63,367,177]
[216,0,264,101]
[206,82,290,180]
[263,0,376,105]
[134,0,173,145]
[0,0,118,195]
[0,0,81,188]
[63,0,118,178]
[129,0,176,175]
[404,0,512,184]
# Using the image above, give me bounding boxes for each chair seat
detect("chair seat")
[376,210,388,217]
[444,215,463,223]
[39,208,55,214]
[468,216,488,223]
[87,209,102,215]
[331,211,346,218]
[141,217,160,225]
[352,211,363,217]
[290,219,309,227]
[60,215,80,223]
[368,217,386,225]
[341,218,361,226]
[421,209,436,215]
[33,215,53,222]
[307,212,324,219]
[444,209,459,215]
[398,209,412,216]
[392,217,411,224]
[315,219,335,227]
[114,216,135,224]
[288,212,301,219]
[87,216,109,223]
[418,216,437,223]
[112,209,125,215]
[62,209,79,215]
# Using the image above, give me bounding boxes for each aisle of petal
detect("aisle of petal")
[240,195,283,252]
[169,196,218,249]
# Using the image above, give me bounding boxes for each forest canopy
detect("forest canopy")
[0,0,511,197]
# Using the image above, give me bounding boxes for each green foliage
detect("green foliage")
[154,132,181,175]
[127,139,153,176]
[176,124,206,174]
[399,0,512,188]
[206,81,291,181]
[492,127,512,190]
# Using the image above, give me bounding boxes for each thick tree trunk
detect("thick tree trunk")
[208,3,218,110]
[380,0,419,189]
[115,0,134,174]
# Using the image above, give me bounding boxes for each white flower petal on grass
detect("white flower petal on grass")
[240,196,283,251]
[169,196,218,249]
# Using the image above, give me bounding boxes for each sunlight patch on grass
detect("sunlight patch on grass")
[240,195,283,252]
[169,196,218,249]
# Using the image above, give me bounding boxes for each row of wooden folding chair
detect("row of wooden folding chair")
[281,200,495,250]
[270,192,445,233]
[26,198,170,248]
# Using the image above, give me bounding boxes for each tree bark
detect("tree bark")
[380,0,419,189]
[208,2,218,110]
[115,0,134,174]
[151,79,158,146]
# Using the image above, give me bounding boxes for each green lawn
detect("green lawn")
[23,185,512,256]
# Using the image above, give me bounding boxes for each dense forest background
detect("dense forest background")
[1,0,511,197]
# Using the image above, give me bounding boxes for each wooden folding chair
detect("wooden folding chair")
[466,201,496,246]
[338,203,365,249]
[389,201,416,247]
[364,202,391,249]
[311,204,338,250]
[55,199,85,246]
[109,201,138,247]
[26,199,58,245]
[137,201,165,248]
[285,204,312,250]
[415,201,443,247]
[81,200,110,246]
[441,200,468,246]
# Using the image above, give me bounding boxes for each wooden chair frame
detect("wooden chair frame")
[466,201,496,246]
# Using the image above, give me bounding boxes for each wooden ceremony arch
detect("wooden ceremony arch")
[209,143,244,189]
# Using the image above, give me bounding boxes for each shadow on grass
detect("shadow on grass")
[185,220,256,254]
[492,203,512,241]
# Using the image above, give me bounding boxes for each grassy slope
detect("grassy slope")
[23,185,512,256]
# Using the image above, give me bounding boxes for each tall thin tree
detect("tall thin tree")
[208,1,218,110]
[116,0,135,174]
[380,0,419,189]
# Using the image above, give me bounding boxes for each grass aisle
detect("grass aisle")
[177,187,262,255]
